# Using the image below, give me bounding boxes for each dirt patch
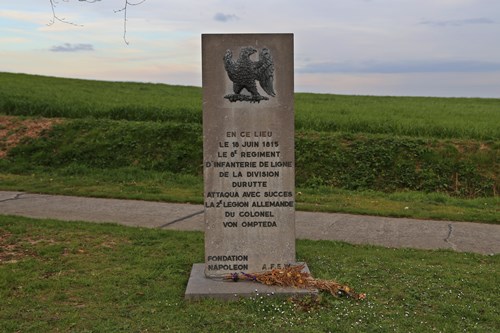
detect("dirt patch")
[0,229,38,264]
[0,116,62,158]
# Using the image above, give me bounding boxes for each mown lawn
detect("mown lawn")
[1,215,498,332]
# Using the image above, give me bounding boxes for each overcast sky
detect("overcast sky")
[1,0,500,97]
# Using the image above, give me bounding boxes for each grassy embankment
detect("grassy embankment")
[0,72,499,222]
[1,215,499,332]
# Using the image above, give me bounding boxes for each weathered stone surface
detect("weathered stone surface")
[202,34,295,278]
[185,263,316,301]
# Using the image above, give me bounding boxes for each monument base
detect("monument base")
[185,263,317,301]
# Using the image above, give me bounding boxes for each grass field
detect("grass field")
[2,72,499,140]
[0,72,499,223]
[1,216,499,332]
[296,93,500,139]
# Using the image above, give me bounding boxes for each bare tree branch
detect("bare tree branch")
[48,0,84,27]
[48,0,145,44]
[114,0,147,45]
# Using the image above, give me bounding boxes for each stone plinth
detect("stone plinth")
[185,263,316,301]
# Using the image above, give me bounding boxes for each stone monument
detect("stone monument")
[185,33,312,300]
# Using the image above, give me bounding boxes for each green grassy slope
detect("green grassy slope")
[296,93,500,139]
[0,72,498,222]
[2,72,499,139]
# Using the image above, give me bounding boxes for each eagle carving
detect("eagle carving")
[223,46,275,103]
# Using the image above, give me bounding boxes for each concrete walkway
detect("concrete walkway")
[1,191,499,255]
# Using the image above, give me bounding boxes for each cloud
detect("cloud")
[0,37,29,43]
[298,60,500,74]
[50,43,94,52]
[214,12,239,22]
[296,72,500,98]
[0,9,48,24]
[419,17,495,27]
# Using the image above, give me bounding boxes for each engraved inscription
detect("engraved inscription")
[204,130,295,239]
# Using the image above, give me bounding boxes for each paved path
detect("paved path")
[1,191,499,255]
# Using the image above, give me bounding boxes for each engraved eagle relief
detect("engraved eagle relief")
[223,46,276,103]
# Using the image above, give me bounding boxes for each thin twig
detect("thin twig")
[48,0,145,44]
[114,0,146,45]
[48,0,83,26]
